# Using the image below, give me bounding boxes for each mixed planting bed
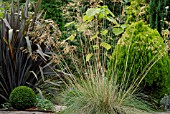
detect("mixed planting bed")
[0,0,170,114]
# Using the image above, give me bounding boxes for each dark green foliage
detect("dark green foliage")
[9,86,37,110]
[165,1,170,22]
[41,0,68,31]
[109,21,170,99]
[149,0,168,33]
[105,1,123,17]
[149,0,156,29]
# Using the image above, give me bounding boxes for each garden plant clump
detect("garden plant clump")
[9,86,37,110]
[36,97,55,111]
[109,21,170,99]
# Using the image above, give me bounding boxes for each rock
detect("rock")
[54,105,67,113]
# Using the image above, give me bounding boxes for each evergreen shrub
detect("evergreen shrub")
[9,86,37,110]
[109,21,170,99]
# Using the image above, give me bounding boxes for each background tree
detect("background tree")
[149,0,168,33]
[40,0,69,31]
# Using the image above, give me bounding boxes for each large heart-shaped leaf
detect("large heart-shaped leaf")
[100,42,111,50]
[86,8,100,17]
[112,27,124,36]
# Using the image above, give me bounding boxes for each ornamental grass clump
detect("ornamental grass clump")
[62,74,153,114]
[109,21,170,99]
[9,86,37,110]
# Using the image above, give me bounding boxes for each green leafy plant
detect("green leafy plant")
[64,5,125,64]
[1,102,12,110]
[109,21,170,99]
[36,97,55,111]
[0,1,11,18]
[125,0,149,24]
[55,5,123,77]
[9,86,37,110]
